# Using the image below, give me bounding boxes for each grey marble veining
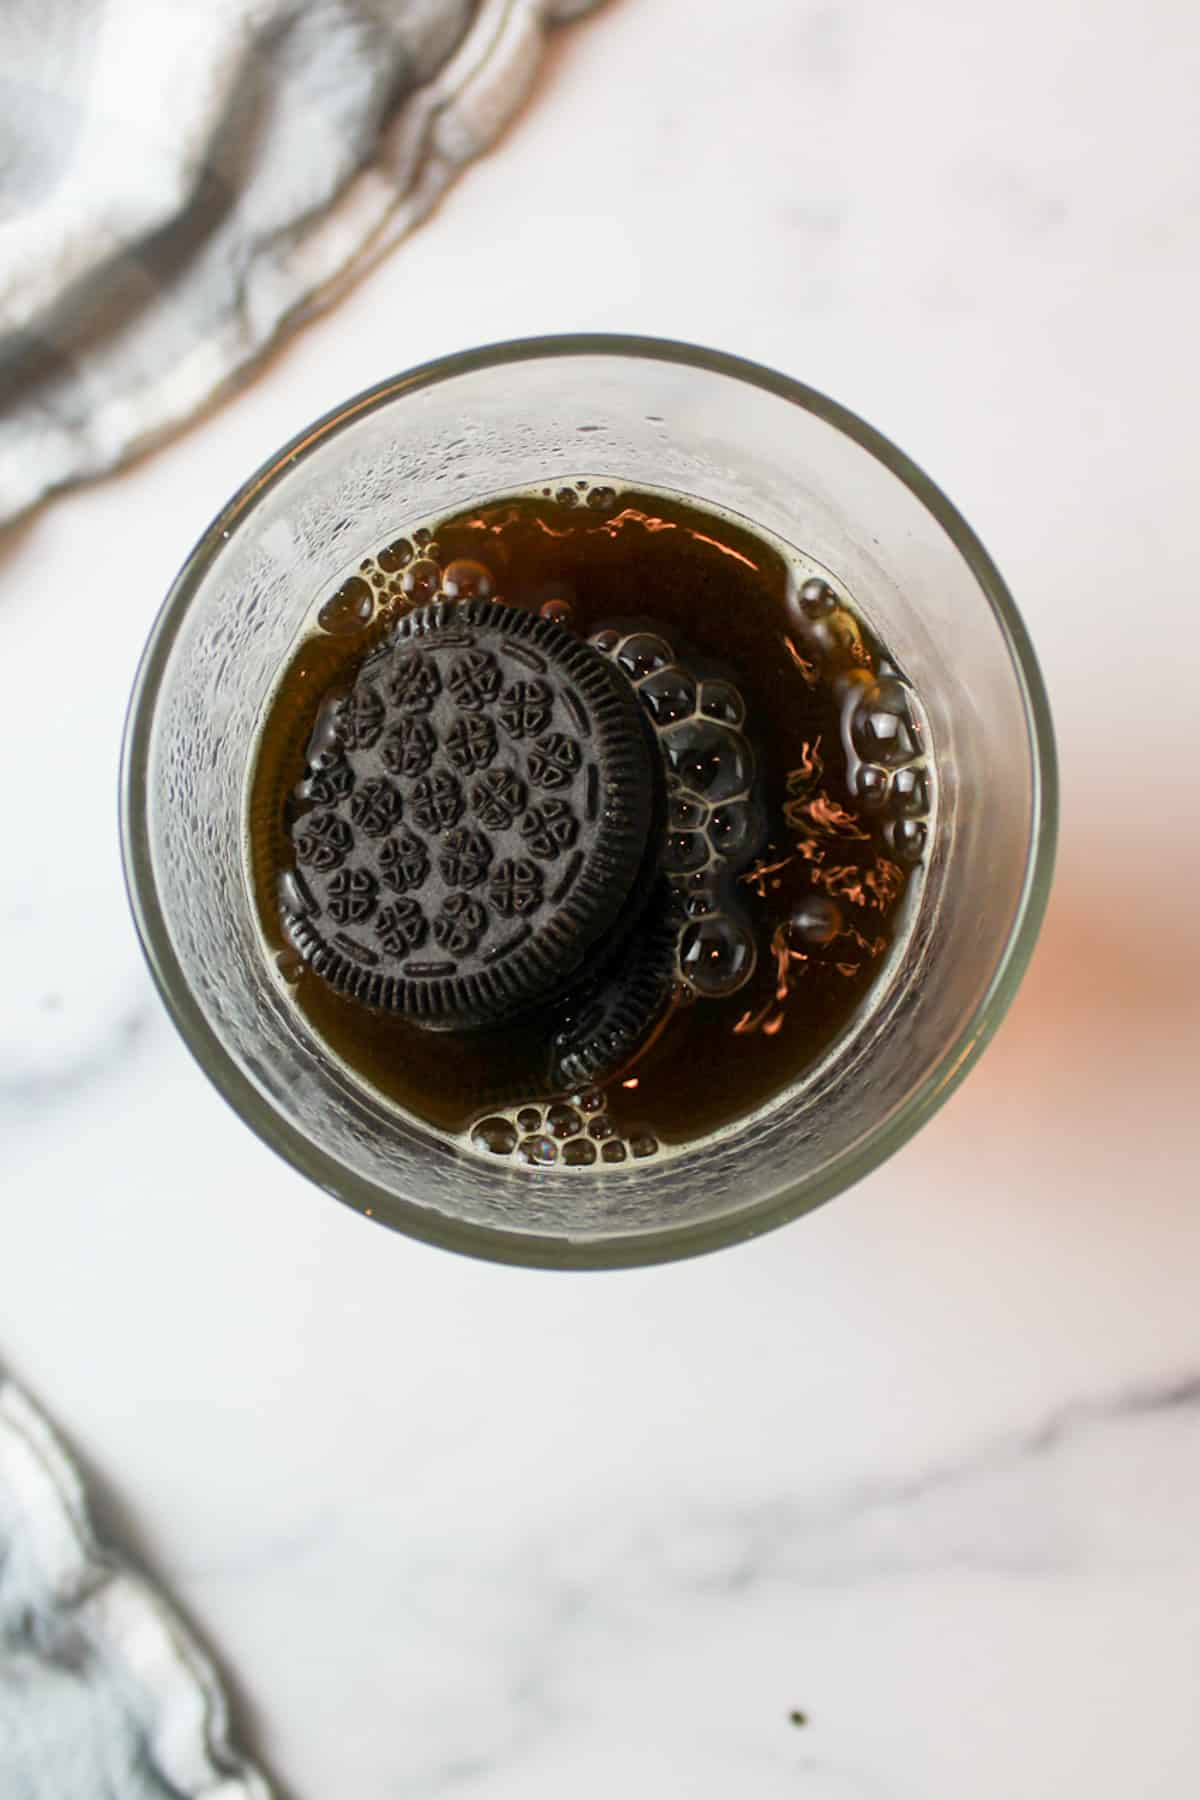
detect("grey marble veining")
[0,1002,152,1118]
[155,1371,1196,1795]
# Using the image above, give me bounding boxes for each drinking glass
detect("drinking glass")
[121,335,1057,1268]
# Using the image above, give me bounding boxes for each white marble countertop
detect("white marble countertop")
[4,1,1200,1794]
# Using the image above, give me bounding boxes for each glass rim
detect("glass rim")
[119,332,1059,1270]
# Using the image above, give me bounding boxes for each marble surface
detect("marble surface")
[4,0,1199,1794]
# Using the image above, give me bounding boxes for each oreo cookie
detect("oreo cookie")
[280,600,664,1028]
[549,891,679,1089]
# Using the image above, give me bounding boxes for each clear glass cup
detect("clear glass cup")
[120,335,1057,1269]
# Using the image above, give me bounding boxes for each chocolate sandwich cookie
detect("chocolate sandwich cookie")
[281,599,664,1028]
[549,890,679,1090]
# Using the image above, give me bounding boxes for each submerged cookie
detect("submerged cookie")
[549,890,679,1089]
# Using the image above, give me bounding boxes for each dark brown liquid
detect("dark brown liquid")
[247,484,929,1146]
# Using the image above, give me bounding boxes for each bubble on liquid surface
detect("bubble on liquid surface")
[666,829,709,874]
[639,666,697,724]
[854,764,889,809]
[707,801,756,858]
[666,870,716,922]
[518,1134,558,1165]
[888,817,927,864]
[664,719,752,803]
[785,895,844,947]
[589,628,621,656]
[679,914,757,996]
[539,597,574,628]
[318,576,374,636]
[546,1103,582,1139]
[517,1106,542,1133]
[669,792,706,830]
[377,537,413,573]
[797,577,837,617]
[890,765,929,816]
[851,676,918,767]
[401,558,442,605]
[440,559,494,601]
[791,595,864,667]
[472,1116,518,1155]
[617,635,673,682]
[563,1138,597,1166]
[698,680,745,727]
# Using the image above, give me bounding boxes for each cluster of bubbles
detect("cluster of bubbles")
[320,488,618,639]
[470,1092,659,1166]
[589,626,762,998]
[842,671,930,865]
[543,482,620,513]
[786,573,932,866]
[317,528,498,639]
